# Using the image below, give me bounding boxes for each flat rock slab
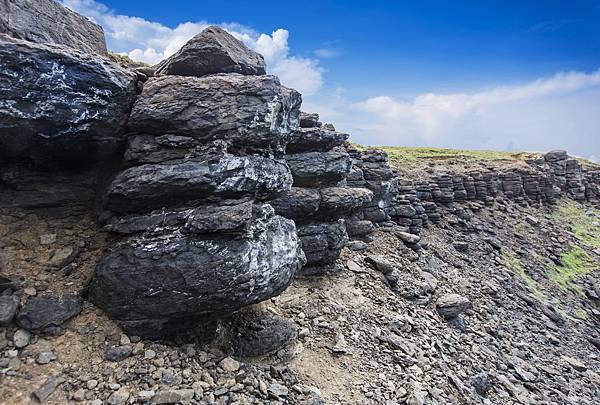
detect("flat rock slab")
[155,25,265,77]
[127,74,301,154]
[0,34,136,165]
[271,187,373,222]
[286,127,349,153]
[104,153,292,213]
[16,294,83,335]
[285,149,352,187]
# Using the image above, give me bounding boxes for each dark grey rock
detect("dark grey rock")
[0,0,107,55]
[104,345,133,362]
[36,351,57,365]
[299,112,320,128]
[89,207,305,337]
[366,255,397,275]
[124,134,202,164]
[270,188,321,219]
[346,220,375,237]
[271,187,372,222]
[471,372,493,396]
[436,294,471,319]
[285,149,352,187]
[127,74,301,154]
[106,200,256,235]
[346,240,368,251]
[0,295,19,326]
[0,35,136,165]
[155,26,265,77]
[233,313,297,357]
[286,127,348,153]
[16,294,83,334]
[104,153,292,214]
[297,220,348,266]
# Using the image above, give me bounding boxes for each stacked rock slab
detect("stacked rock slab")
[271,114,373,273]
[345,147,398,238]
[88,27,306,337]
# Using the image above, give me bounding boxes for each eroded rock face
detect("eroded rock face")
[89,205,305,336]
[285,149,352,187]
[271,187,373,221]
[155,26,265,77]
[0,34,136,165]
[0,0,107,55]
[127,74,301,154]
[286,127,349,153]
[297,220,349,266]
[104,152,293,213]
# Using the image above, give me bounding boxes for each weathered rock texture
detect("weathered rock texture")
[383,150,600,237]
[84,26,307,335]
[90,205,303,337]
[155,26,265,77]
[0,34,136,165]
[272,114,373,273]
[127,74,301,154]
[0,0,107,55]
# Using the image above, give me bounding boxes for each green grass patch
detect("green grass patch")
[550,245,596,293]
[107,51,150,68]
[501,250,547,302]
[552,200,600,249]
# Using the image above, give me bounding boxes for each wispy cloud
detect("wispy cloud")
[318,69,600,157]
[315,48,341,58]
[60,0,323,95]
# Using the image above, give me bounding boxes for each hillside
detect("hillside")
[1,1,599,405]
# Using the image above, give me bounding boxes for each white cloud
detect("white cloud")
[60,0,323,95]
[314,48,341,58]
[344,69,600,157]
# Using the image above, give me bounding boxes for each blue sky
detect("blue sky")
[62,0,600,160]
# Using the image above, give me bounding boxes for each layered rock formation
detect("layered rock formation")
[384,150,600,236]
[271,116,373,273]
[88,30,306,336]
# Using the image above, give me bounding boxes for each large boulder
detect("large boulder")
[0,0,107,55]
[103,152,293,213]
[155,26,265,77]
[88,205,305,337]
[127,74,301,154]
[0,35,136,165]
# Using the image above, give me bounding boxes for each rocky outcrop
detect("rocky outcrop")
[0,0,107,55]
[271,115,372,273]
[155,26,265,77]
[83,25,306,336]
[0,34,136,165]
